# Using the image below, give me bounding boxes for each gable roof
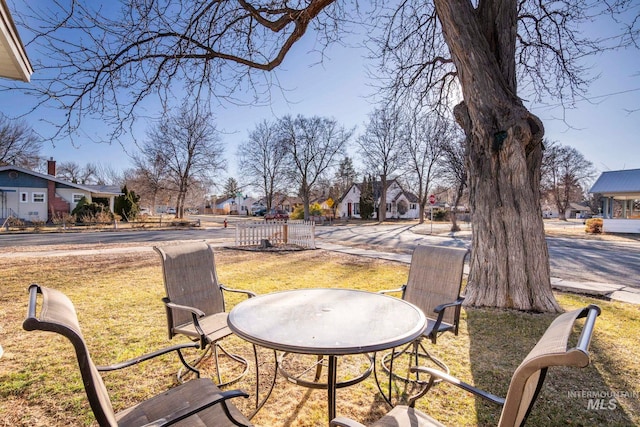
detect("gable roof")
[339,178,419,204]
[589,169,640,198]
[0,165,121,195]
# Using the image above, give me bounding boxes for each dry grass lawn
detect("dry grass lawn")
[0,245,638,426]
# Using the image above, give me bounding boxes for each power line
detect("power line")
[530,87,640,110]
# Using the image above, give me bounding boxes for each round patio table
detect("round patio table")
[227,288,427,423]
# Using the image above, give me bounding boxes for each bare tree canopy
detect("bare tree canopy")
[357,106,405,222]
[371,1,637,109]
[0,115,41,169]
[7,0,637,311]
[11,0,348,141]
[441,135,468,232]
[400,107,452,224]
[371,0,636,311]
[140,105,225,218]
[279,114,351,220]
[542,140,597,221]
[237,119,289,210]
[56,161,98,185]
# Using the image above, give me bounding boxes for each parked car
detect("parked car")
[252,206,267,216]
[264,209,289,221]
[166,207,176,214]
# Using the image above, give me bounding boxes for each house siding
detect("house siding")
[0,166,120,222]
[1,186,47,221]
[338,180,420,219]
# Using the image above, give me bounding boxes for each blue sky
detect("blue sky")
[1,3,638,189]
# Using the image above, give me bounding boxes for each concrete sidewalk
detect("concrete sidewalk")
[315,241,640,305]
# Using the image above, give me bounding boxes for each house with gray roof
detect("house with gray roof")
[0,159,121,223]
[589,168,640,234]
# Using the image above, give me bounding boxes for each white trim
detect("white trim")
[32,191,45,203]
[0,0,33,82]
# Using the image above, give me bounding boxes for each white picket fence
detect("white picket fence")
[235,220,316,249]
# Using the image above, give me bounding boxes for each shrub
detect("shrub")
[585,218,603,234]
[432,209,450,221]
[31,220,46,231]
[6,217,25,228]
[51,212,75,227]
[291,205,305,220]
[72,196,114,224]
[397,200,408,215]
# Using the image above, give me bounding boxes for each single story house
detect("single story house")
[0,160,121,223]
[338,179,420,219]
[541,202,591,219]
[215,194,259,215]
[589,168,640,234]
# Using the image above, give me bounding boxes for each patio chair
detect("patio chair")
[154,242,256,385]
[377,245,469,382]
[332,304,601,427]
[23,284,253,427]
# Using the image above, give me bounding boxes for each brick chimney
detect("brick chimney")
[47,157,56,176]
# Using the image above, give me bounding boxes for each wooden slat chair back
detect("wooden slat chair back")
[23,284,252,427]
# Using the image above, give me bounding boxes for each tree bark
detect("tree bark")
[379,174,387,222]
[435,0,560,312]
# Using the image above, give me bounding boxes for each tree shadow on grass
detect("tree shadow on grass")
[465,306,636,426]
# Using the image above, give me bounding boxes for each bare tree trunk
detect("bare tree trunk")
[450,180,465,232]
[379,174,387,222]
[436,0,560,312]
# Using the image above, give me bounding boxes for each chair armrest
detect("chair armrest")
[429,296,465,341]
[141,388,250,427]
[377,285,406,295]
[411,366,505,406]
[164,300,207,318]
[330,417,367,427]
[163,299,208,346]
[220,284,257,298]
[97,342,200,372]
[433,296,465,313]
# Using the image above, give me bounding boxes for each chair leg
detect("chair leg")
[213,342,251,387]
[176,345,210,382]
[176,342,250,387]
[380,339,449,384]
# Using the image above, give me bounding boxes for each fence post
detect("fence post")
[283,223,288,244]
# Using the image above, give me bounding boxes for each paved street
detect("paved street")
[1,217,638,290]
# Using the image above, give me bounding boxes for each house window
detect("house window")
[20,192,28,203]
[32,192,45,203]
[386,203,392,212]
[73,193,85,203]
[410,203,417,210]
[354,203,360,215]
